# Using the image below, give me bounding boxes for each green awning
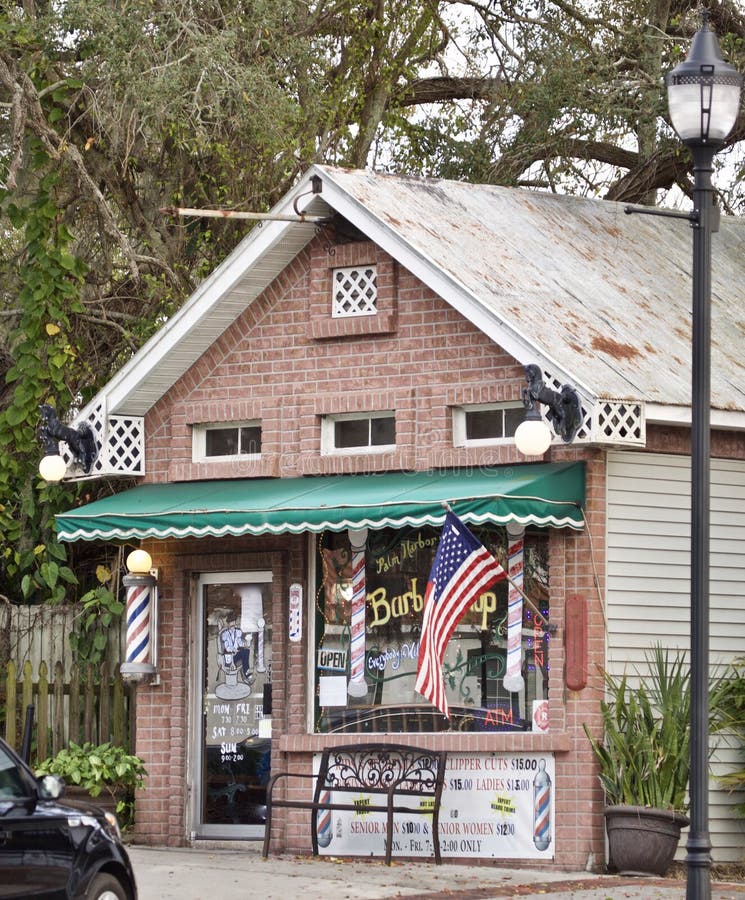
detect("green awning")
[56,462,585,542]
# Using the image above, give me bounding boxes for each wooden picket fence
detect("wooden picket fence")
[1,601,124,681]
[0,599,132,764]
[1,658,135,766]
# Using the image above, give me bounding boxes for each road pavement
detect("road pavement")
[126,843,745,899]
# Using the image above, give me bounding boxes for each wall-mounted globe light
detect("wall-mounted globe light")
[514,365,582,457]
[37,403,98,482]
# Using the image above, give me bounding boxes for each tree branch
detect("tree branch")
[0,55,141,279]
[397,75,507,106]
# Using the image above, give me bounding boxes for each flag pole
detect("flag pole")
[441,502,553,633]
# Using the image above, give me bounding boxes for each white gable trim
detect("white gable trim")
[78,183,323,419]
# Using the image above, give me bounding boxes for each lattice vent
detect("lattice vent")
[106,416,145,474]
[64,408,144,480]
[332,265,377,318]
[592,400,645,445]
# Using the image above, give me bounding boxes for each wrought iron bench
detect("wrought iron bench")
[262,743,447,865]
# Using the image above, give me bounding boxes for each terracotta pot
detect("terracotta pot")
[604,805,690,877]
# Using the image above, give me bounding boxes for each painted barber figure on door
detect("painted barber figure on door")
[214,584,267,700]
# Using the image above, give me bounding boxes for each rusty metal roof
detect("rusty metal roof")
[81,165,745,427]
[319,167,745,417]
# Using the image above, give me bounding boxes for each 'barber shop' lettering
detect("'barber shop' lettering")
[369,581,497,630]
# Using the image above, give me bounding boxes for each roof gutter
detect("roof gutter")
[646,403,745,430]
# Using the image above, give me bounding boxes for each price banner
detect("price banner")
[314,752,555,860]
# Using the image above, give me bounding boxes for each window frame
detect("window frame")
[192,422,262,462]
[320,411,396,456]
[452,402,524,447]
[309,525,550,735]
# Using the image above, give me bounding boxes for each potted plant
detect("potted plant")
[36,741,147,827]
[583,644,693,876]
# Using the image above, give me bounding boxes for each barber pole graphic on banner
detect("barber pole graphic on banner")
[347,528,369,698]
[533,758,552,851]
[316,789,333,848]
[503,527,525,694]
[315,751,555,860]
[120,572,157,680]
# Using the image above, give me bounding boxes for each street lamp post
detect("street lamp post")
[665,14,742,900]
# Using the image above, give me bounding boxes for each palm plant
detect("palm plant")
[711,656,745,815]
[584,644,692,812]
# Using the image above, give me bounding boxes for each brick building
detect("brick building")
[54,167,745,868]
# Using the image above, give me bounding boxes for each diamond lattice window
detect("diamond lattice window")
[332,266,377,318]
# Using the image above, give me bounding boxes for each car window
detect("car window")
[0,746,29,799]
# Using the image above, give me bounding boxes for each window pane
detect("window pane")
[314,527,550,735]
[205,428,238,456]
[239,426,262,455]
[370,416,395,446]
[0,749,28,798]
[465,409,503,440]
[335,419,370,448]
[504,406,525,437]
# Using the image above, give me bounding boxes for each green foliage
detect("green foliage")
[583,644,695,813]
[37,741,147,826]
[0,2,743,615]
[68,566,124,668]
[0,149,85,605]
[710,657,745,816]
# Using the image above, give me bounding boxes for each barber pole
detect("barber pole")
[532,758,552,851]
[316,789,333,848]
[120,564,157,680]
[503,527,525,694]
[347,528,369,698]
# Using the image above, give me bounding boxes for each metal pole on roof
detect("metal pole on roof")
[159,206,330,224]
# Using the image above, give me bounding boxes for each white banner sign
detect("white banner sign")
[314,752,554,860]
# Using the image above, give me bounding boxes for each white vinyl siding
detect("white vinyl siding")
[606,450,745,862]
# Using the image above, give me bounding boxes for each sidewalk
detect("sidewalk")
[127,844,745,900]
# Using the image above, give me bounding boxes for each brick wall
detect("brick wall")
[130,233,609,868]
[146,235,529,484]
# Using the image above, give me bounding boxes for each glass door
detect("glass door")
[194,572,272,839]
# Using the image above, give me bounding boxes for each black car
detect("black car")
[0,736,137,900]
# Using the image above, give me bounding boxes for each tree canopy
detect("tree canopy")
[1,0,744,604]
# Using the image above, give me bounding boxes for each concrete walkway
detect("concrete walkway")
[127,844,745,900]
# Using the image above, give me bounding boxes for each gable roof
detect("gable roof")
[79,165,745,428]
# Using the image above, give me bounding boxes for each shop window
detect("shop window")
[321,412,395,454]
[313,525,550,734]
[332,265,378,318]
[453,403,524,446]
[193,423,262,460]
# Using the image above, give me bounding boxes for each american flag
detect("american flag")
[415,511,507,718]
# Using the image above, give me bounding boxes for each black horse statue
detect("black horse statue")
[38,404,98,473]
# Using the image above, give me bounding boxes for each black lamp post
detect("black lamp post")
[665,14,742,900]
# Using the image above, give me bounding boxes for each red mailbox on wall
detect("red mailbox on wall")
[565,593,587,692]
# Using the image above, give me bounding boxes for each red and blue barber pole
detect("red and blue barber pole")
[533,758,552,851]
[316,788,333,848]
[503,526,525,694]
[120,550,157,681]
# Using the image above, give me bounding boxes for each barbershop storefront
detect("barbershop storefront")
[57,462,592,863]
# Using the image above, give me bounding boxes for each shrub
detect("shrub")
[37,741,146,825]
